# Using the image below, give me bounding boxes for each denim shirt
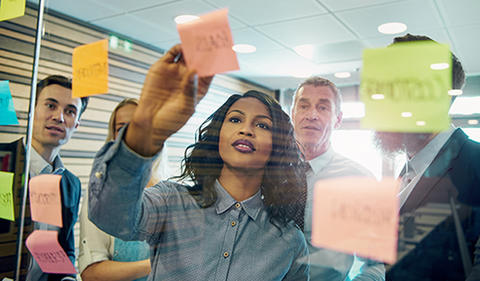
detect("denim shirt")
[88,129,309,281]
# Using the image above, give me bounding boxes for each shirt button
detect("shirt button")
[231,221,236,227]
[95,172,103,179]
[223,251,229,258]
[235,203,241,208]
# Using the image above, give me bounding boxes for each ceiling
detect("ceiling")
[29,0,480,90]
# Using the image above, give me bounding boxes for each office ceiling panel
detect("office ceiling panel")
[255,14,356,48]
[205,0,327,26]
[27,0,480,90]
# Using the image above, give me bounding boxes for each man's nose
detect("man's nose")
[305,108,319,120]
[52,108,64,123]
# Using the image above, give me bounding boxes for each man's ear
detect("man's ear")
[334,111,343,129]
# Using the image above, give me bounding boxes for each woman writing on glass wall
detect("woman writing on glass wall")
[88,45,309,281]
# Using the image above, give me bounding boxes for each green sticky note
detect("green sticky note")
[360,41,452,132]
[0,0,25,22]
[0,171,15,221]
[0,80,19,125]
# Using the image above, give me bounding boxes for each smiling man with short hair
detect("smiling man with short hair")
[26,75,89,281]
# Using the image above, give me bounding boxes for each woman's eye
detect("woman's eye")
[257,123,270,130]
[229,117,241,123]
[46,103,55,109]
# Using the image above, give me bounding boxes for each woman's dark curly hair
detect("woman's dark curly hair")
[174,90,307,229]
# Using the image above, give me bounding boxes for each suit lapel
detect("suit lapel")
[400,129,467,214]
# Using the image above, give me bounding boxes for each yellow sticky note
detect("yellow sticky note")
[0,0,25,22]
[0,171,15,221]
[361,41,452,132]
[72,39,109,98]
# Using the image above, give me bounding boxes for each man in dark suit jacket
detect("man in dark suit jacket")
[374,34,480,281]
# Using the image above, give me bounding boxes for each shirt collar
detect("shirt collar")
[30,147,65,177]
[214,180,263,221]
[307,145,335,175]
[408,128,456,175]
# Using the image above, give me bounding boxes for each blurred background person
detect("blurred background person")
[374,34,480,281]
[78,98,169,281]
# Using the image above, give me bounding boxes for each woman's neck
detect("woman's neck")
[217,165,264,202]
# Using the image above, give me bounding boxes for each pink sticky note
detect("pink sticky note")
[26,230,76,274]
[177,8,239,77]
[311,177,399,264]
[29,175,62,227]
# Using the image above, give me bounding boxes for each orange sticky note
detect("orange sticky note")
[177,8,239,77]
[29,175,62,227]
[72,39,109,97]
[311,177,399,264]
[26,230,76,274]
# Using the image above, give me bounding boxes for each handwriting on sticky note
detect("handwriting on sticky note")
[29,175,62,227]
[0,171,15,221]
[177,8,239,77]
[311,177,399,264]
[0,80,19,125]
[72,39,109,98]
[0,0,26,22]
[360,41,451,132]
[26,230,76,274]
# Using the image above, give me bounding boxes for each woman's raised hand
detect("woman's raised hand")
[126,44,213,156]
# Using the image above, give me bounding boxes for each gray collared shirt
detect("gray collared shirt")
[88,133,309,281]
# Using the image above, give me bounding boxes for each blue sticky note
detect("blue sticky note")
[0,80,19,125]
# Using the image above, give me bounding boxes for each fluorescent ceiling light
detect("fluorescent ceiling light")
[174,15,199,24]
[334,72,351,78]
[377,22,407,35]
[293,44,314,59]
[232,44,256,53]
[430,63,449,70]
[468,120,479,125]
[401,112,412,118]
[448,89,463,96]
[371,94,385,100]
[416,121,426,126]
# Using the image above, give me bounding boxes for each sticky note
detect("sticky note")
[26,230,76,274]
[0,80,19,125]
[177,8,239,77]
[311,177,399,264]
[72,39,109,98]
[0,171,15,221]
[29,174,62,227]
[0,0,25,22]
[360,41,452,132]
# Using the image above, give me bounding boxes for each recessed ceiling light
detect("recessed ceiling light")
[401,112,412,118]
[334,72,351,79]
[174,15,199,24]
[448,89,463,96]
[377,22,407,35]
[293,44,314,59]
[468,119,479,125]
[430,63,449,70]
[232,44,256,53]
[371,94,385,100]
[416,121,426,126]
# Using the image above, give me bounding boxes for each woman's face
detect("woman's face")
[219,97,273,170]
[114,104,137,140]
